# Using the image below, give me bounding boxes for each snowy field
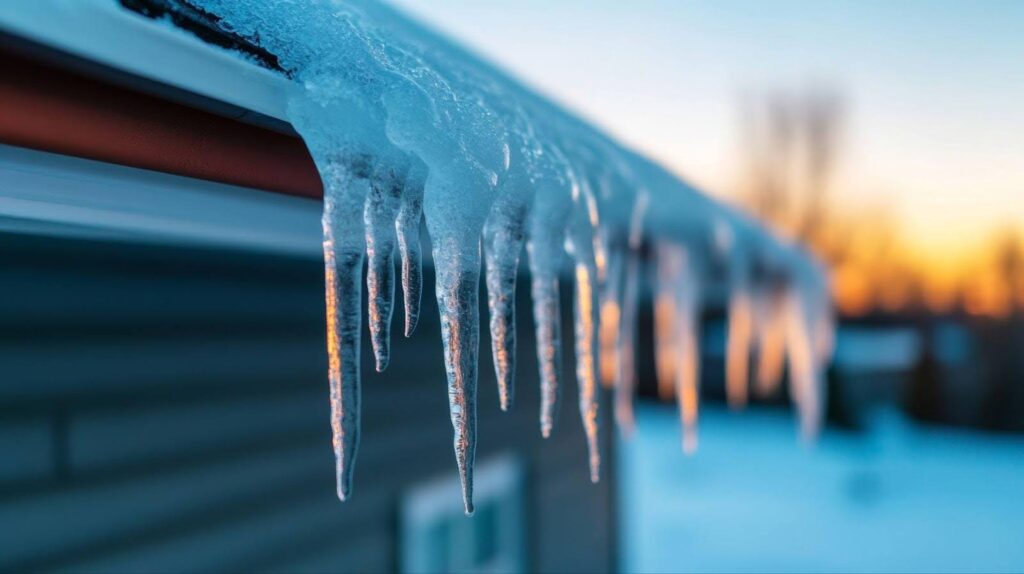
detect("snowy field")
[620,404,1024,573]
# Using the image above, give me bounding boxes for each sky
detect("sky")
[390,0,1024,286]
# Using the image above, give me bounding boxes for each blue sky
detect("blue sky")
[391,0,1024,276]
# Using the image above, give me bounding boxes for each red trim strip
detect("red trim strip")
[0,49,323,198]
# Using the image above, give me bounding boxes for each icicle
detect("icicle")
[783,285,822,441]
[190,0,836,512]
[432,241,482,515]
[614,257,640,438]
[529,265,563,438]
[483,196,529,412]
[416,162,499,517]
[673,247,702,455]
[526,150,574,439]
[573,259,601,482]
[567,176,603,482]
[814,292,837,369]
[754,284,787,397]
[613,193,647,438]
[653,259,679,401]
[656,242,702,454]
[598,249,624,389]
[380,70,506,516]
[320,155,371,502]
[364,163,405,372]
[725,259,753,410]
[396,162,426,337]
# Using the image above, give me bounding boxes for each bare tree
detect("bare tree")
[799,89,843,244]
[739,85,843,246]
[994,226,1024,316]
[738,85,933,316]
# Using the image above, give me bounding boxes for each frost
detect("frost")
[186,0,835,512]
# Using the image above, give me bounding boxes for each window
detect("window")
[400,455,525,574]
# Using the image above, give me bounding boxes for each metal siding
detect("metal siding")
[0,233,617,573]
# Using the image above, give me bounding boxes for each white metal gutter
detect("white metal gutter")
[0,0,295,129]
[0,1,328,253]
[0,144,321,257]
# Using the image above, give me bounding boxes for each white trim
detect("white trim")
[0,145,322,257]
[0,0,293,125]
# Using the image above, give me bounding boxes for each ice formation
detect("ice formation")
[654,242,704,454]
[187,0,834,513]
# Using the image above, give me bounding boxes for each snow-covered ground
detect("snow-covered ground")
[620,404,1024,573]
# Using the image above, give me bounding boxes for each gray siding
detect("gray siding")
[0,233,617,573]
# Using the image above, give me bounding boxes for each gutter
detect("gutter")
[0,0,293,130]
[0,0,328,249]
[0,49,321,198]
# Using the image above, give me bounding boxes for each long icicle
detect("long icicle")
[598,249,625,389]
[674,245,702,455]
[615,251,641,438]
[784,286,816,440]
[528,247,563,438]
[320,156,370,502]
[396,164,425,337]
[526,156,571,439]
[365,163,405,372]
[434,239,482,515]
[568,176,602,483]
[574,259,601,482]
[726,261,753,410]
[614,191,647,438]
[754,284,787,397]
[785,279,830,442]
[483,199,528,411]
[654,256,679,401]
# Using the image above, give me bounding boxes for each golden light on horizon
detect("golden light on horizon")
[824,226,1024,319]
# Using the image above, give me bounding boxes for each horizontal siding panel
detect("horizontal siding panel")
[0,417,55,483]
[0,336,325,404]
[64,494,392,574]
[256,531,392,574]
[0,444,329,571]
[0,233,617,572]
[69,390,327,471]
[0,266,321,331]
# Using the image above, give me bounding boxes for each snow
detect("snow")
[834,327,920,374]
[622,405,1024,573]
[184,0,833,513]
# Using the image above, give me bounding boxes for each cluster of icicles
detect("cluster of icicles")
[190,0,834,515]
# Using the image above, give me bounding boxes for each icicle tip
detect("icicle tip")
[336,472,351,503]
[682,435,698,456]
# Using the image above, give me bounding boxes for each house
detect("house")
[0,3,617,571]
